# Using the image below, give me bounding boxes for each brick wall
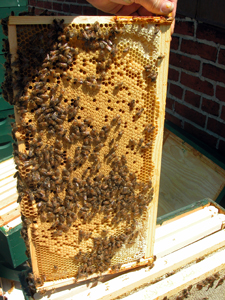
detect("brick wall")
[167,14,225,157]
[28,0,105,16]
[27,1,225,157]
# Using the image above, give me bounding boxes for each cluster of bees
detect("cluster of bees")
[162,270,225,300]
[2,15,157,290]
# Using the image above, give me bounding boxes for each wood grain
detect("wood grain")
[158,129,225,217]
[8,16,173,25]
[0,206,20,226]
[145,24,171,257]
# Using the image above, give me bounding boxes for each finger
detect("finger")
[137,6,154,16]
[86,0,123,14]
[115,3,142,15]
[170,0,177,18]
[134,0,174,15]
[110,0,134,4]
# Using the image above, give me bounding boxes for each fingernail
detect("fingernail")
[123,0,132,4]
[161,1,174,14]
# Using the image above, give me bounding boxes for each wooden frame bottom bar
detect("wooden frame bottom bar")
[36,256,155,293]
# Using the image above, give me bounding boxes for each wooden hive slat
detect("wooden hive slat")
[6,15,172,289]
[158,126,225,216]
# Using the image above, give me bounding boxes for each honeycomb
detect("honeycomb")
[4,16,172,288]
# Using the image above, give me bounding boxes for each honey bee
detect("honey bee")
[114,82,123,92]
[128,99,135,110]
[101,229,108,236]
[129,139,136,147]
[53,265,58,272]
[157,54,165,60]
[111,114,121,126]
[216,278,224,288]
[83,117,92,126]
[147,71,158,82]
[143,124,155,134]
[136,138,144,148]
[116,130,124,140]
[56,62,68,69]
[154,25,160,35]
[94,143,104,152]
[123,47,130,53]
[135,107,144,119]
[96,162,101,173]
[47,212,55,222]
[93,21,100,32]
[99,129,106,140]
[140,142,152,153]
[110,45,118,57]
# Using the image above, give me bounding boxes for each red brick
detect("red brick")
[70,4,82,14]
[207,118,225,138]
[29,0,36,6]
[216,85,225,103]
[180,39,217,62]
[201,98,220,117]
[218,49,225,66]
[202,63,225,85]
[83,5,97,15]
[52,2,62,11]
[196,23,225,45]
[34,8,44,14]
[184,122,217,148]
[43,1,52,9]
[62,3,70,12]
[221,106,225,121]
[218,139,225,157]
[166,97,174,110]
[174,20,195,36]
[184,90,201,108]
[169,83,183,99]
[165,112,182,127]
[176,13,186,19]
[180,72,214,96]
[168,68,179,81]
[175,102,206,127]
[170,52,200,73]
[170,36,179,50]
[59,12,69,16]
[36,0,44,8]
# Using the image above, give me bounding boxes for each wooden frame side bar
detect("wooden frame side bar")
[145,23,171,258]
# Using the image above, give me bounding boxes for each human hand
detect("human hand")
[87,0,177,33]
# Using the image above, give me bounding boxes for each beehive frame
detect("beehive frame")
[6,15,172,290]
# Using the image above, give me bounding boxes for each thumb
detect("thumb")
[135,0,174,15]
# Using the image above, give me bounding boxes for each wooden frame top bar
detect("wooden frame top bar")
[8,15,173,25]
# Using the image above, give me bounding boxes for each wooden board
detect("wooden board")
[158,128,225,217]
[124,247,225,300]
[0,158,20,226]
